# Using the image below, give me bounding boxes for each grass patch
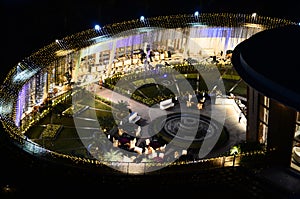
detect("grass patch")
[26,125,44,139]
[132,78,156,87]
[223,79,247,97]
[135,83,173,99]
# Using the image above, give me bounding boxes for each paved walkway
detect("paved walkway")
[92,85,246,157]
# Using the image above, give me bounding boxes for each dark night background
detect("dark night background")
[0,0,299,197]
[1,0,299,83]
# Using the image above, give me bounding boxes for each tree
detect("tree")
[114,100,130,117]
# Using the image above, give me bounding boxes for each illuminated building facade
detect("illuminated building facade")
[232,24,300,172]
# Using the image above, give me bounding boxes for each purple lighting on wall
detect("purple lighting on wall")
[15,83,28,127]
[116,34,143,48]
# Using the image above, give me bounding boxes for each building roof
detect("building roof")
[232,24,300,111]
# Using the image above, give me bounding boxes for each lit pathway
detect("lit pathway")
[93,85,152,121]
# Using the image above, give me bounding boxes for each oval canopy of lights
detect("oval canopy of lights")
[0,13,296,174]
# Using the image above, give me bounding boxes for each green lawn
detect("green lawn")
[24,92,114,158]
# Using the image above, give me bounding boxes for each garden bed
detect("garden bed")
[40,124,63,140]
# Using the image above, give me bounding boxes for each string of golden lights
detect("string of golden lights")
[0,12,295,170]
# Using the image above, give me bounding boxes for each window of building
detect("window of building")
[291,112,300,171]
[264,96,269,107]
[258,96,269,144]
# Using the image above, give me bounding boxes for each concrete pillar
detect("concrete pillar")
[246,87,260,142]
[267,99,296,166]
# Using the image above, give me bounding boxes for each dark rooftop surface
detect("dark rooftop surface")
[1,129,300,198]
